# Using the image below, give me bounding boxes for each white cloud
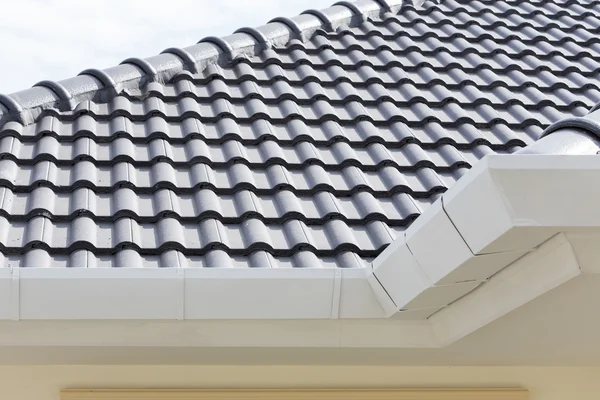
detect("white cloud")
[0,0,326,93]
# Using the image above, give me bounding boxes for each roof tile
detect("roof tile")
[0,0,598,267]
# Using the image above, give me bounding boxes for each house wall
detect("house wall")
[1,366,599,400]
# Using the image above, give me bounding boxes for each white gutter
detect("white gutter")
[0,264,394,320]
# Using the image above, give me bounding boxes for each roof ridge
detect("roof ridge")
[0,0,423,127]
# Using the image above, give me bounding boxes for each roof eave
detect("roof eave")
[370,119,600,345]
[2,152,600,349]
[374,153,600,345]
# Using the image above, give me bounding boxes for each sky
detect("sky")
[0,0,324,94]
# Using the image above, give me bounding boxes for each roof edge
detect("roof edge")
[372,154,600,345]
[3,155,600,350]
[517,108,600,155]
[0,267,394,321]
[0,0,413,127]
[368,109,600,342]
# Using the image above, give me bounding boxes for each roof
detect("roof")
[1,0,600,335]
[0,0,597,269]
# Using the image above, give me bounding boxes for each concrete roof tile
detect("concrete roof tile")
[0,0,598,267]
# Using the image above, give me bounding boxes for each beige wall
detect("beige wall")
[0,366,599,400]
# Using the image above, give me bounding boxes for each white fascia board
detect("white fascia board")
[371,153,600,345]
[18,268,184,320]
[184,267,395,319]
[429,233,582,346]
[10,267,390,321]
[444,154,600,254]
[564,230,600,274]
[184,268,337,320]
[14,267,392,321]
[370,236,433,311]
[338,268,391,319]
[404,200,474,283]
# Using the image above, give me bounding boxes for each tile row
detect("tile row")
[0,216,404,254]
[246,49,600,75]
[2,117,538,147]
[0,248,371,269]
[0,186,433,223]
[413,1,598,26]
[33,98,572,128]
[0,159,465,195]
[445,0,599,19]
[268,27,600,64]
[424,8,598,31]
[132,79,600,110]
[296,31,600,61]
[0,136,498,169]
[360,13,600,45]
[183,63,600,93]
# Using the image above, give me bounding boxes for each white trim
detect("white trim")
[11,267,389,320]
[442,155,600,254]
[371,239,432,311]
[372,155,600,344]
[4,154,600,348]
[366,266,398,316]
[429,233,582,346]
[183,268,339,319]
